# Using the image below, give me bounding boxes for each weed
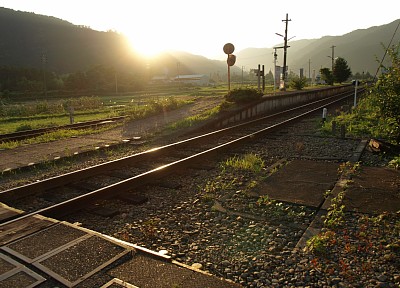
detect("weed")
[243,179,260,195]
[388,155,400,169]
[338,161,360,178]
[323,190,345,229]
[256,195,275,206]
[323,189,332,199]
[199,178,236,201]
[222,153,265,173]
[306,230,336,255]
[295,141,305,154]
[167,105,221,130]
[140,219,159,238]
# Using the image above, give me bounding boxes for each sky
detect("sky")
[1,0,399,60]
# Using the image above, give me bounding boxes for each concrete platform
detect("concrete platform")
[327,166,400,214]
[260,159,399,214]
[259,159,339,207]
[0,204,240,288]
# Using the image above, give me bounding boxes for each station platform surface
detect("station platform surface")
[0,204,240,288]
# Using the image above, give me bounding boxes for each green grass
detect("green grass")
[221,153,265,173]
[0,124,121,150]
[0,95,195,134]
[166,105,221,130]
[0,110,120,134]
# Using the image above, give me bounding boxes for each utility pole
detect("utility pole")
[275,14,291,90]
[282,13,291,90]
[308,59,311,85]
[330,45,336,72]
[273,48,277,94]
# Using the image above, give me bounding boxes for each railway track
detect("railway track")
[0,116,126,143]
[0,88,362,226]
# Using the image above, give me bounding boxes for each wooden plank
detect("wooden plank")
[0,214,57,246]
[100,278,139,288]
[0,203,23,222]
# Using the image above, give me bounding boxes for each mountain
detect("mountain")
[1,7,398,77]
[235,19,400,76]
[0,7,240,76]
[0,7,144,73]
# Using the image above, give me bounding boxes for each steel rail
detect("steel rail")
[0,89,361,203]
[0,90,360,227]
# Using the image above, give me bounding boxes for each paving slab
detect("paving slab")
[343,166,400,214]
[259,159,339,207]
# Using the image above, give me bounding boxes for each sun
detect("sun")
[124,31,167,58]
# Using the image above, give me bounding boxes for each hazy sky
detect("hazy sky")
[1,0,399,59]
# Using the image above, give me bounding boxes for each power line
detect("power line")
[373,19,400,81]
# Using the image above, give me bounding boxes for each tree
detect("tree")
[372,44,400,143]
[333,57,352,83]
[265,70,274,85]
[320,68,334,85]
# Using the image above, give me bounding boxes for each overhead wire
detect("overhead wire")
[373,19,400,81]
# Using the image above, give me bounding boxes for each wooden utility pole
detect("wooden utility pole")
[282,13,291,90]
[330,45,336,71]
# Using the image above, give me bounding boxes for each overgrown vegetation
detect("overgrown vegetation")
[224,87,263,104]
[0,124,120,150]
[167,105,221,131]
[198,154,313,223]
[0,96,189,135]
[321,44,400,164]
[221,153,265,173]
[306,160,399,284]
[199,153,266,202]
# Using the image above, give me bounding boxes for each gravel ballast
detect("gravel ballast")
[61,116,399,287]
[1,104,398,287]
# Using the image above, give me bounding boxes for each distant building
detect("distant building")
[150,75,171,84]
[174,74,209,86]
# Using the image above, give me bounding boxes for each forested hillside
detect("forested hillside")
[1,6,398,95]
[0,7,241,94]
[0,7,143,73]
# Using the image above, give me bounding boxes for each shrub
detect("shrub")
[289,76,308,90]
[15,123,32,132]
[224,88,263,104]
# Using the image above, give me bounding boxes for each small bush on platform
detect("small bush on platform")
[224,88,263,104]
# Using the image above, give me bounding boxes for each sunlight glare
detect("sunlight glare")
[126,33,165,58]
